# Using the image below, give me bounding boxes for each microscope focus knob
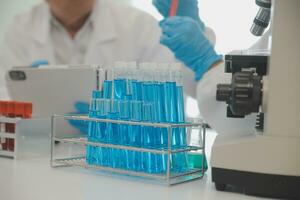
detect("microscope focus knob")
[216,71,263,118]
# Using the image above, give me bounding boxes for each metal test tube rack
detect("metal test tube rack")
[50,115,206,186]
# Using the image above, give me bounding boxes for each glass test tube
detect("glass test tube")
[107,100,121,169]
[129,101,143,171]
[95,98,111,167]
[86,91,101,165]
[142,103,157,174]
[118,100,131,170]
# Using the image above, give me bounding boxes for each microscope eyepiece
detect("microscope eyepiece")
[250,0,272,36]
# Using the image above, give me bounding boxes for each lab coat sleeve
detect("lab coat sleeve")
[196,63,257,135]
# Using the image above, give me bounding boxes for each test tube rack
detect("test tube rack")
[0,117,20,158]
[0,101,33,158]
[50,115,206,186]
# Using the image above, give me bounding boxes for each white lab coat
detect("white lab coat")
[196,31,271,135]
[0,0,215,100]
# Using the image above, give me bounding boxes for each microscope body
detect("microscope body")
[211,0,300,198]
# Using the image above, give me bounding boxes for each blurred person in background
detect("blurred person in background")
[0,0,217,132]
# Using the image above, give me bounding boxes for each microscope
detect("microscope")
[212,0,300,199]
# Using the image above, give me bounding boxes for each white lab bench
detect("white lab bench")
[0,129,274,200]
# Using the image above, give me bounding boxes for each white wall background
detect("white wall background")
[131,0,260,54]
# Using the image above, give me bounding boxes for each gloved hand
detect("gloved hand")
[31,59,49,68]
[152,0,204,30]
[159,16,222,80]
[68,102,90,134]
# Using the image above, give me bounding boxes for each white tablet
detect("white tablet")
[5,65,101,118]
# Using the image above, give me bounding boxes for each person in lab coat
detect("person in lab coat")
[0,0,215,132]
[153,0,271,135]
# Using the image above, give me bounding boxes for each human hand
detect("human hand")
[31,60,49,68]
[68,102,90,134]
[159,16,222,80]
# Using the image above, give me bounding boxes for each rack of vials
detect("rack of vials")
[0,101,33,158]
[51,63,206,185]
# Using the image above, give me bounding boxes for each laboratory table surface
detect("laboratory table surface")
[0,129,275,200]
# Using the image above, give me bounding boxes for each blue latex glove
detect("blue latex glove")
[159,16,222,80]
[68,102,90,134]
[31,60,49,68]
[152,0,204,30]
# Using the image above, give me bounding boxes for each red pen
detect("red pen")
[169,0,179,17]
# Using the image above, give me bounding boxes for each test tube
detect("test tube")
[129,101,143,171]
[153,67,168,173]
[124,62,137,95]
[131,79,142,101]
[118,100,131,170]
[94,98,111,166]
[171,67,189,173]
[86,99,97,165]
[113,65,128,100]
[107,100,121,169]
[103,80,113,99]
[142,103,157,174]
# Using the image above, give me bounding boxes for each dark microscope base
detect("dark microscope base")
[212,167,300,199]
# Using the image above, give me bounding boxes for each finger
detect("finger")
[68,119,87,127]
[160,16,184,26]
[31,60,49,68]
[160,33,182,50]
[68,120,89,134]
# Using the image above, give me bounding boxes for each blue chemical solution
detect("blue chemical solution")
[172,86,188,173]
[152,83,167,173]
[142,103,157,173]
[119,100,131,169]
[131,81,142,101]
[96,99,111,167]
[107,111,120,168]
[86,92,101,165]
[164,82,189,173]
[164,82,178,123]
[129,101,143,171]
[86,75,189,175]
[114,79,127,100]
[103,81,112,99]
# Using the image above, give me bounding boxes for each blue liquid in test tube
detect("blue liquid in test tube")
[114,79,127,100]
[107,99,121,169]
[129,101,143,171]
[118,100,131,170]
[153,82,168,173]
[131,81,142,101]
[164,81,187,173]
[103,80,113,99]
[177,85,187,147]
[95,99,111,167]
[86,90,102,165]
[142,103,157,174]
[175,85,188,172]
